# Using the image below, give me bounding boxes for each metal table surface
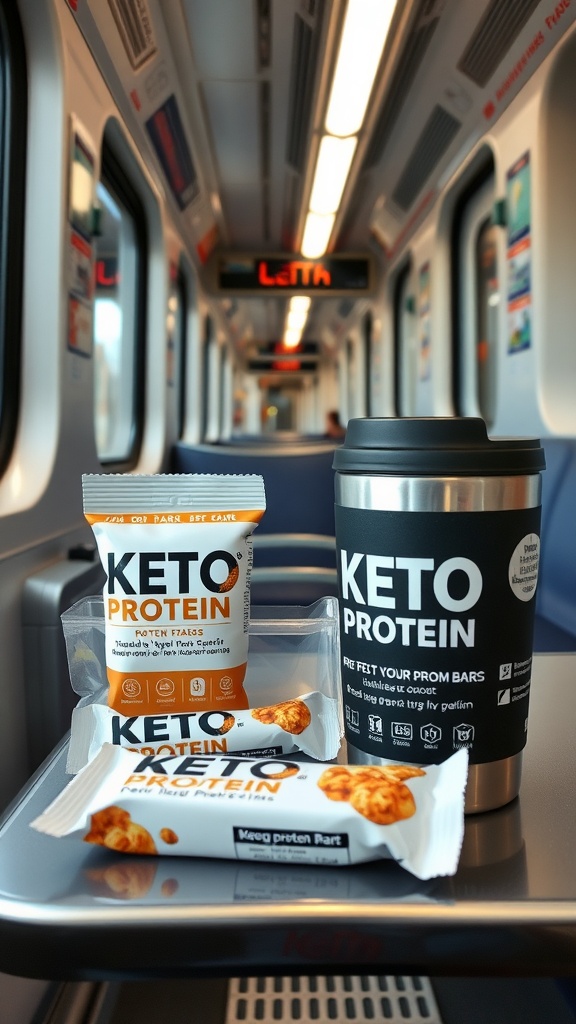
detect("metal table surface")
[0,652,574,981]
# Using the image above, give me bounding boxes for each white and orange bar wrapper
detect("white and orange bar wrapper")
[66,691,343,773]
[82,473,266,716]
[32,744,468,880]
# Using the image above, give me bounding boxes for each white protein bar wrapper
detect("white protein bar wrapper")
[82,473,266,716]
[66,691,343,773]
[32,744,468,880]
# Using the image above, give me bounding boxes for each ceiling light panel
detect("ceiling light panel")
[309,135,358,214]
[183,0,256,77]
[301,211,336,257]
[325,0,397,137]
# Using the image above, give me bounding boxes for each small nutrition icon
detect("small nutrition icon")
[454,723,475,744]
[500,663,512,680]
[156,677,175,697]
[392,722,413,740]
[189,676,206,697]
[368,714,383,735]
[219,674,233,693]
[421,723,442,744]
[498,688,511,705]
[122,678,141,698]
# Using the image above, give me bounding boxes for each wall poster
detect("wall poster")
[506,152,532,354]
[67,120,96,357]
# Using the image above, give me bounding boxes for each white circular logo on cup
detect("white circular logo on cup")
[509,533,540,601]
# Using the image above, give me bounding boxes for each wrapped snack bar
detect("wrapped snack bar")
[82,473,266,716]
[66,690,342,772]
[32,744,468,880]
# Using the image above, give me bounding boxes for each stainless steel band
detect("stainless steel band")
[335,474,542,513]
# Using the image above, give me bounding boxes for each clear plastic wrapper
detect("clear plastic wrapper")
[61,596,342,712]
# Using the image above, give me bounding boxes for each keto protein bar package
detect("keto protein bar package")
[32,744,468,880]
[66,690,342,773]
[82,473,266,716]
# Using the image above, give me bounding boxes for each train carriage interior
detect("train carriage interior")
[1,0,576,1020]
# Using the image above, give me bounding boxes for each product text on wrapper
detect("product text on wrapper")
[106,549,238,623]
[340,551,482,647]
[32,743,469,879]
[65,690,341,774]
[83,473,266,716]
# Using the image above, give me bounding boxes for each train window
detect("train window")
[541,31,576,433]
[0,1,26,473]
[393,261,417,416]
[176,261,203,444]
[172,266,187,439]
[454,171,498,428]
[363,311,373,416]
[205,336,222,441]
[475,219,499,427]
[345,337,357,419]
[93,142,146,464]
[220,347,233,439]
[200,315,213,441]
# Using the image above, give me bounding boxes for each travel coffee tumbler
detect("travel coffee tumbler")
[333,417,545,813]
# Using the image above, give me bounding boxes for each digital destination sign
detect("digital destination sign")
[216,255,372,295]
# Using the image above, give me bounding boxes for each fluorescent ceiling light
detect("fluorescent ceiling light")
[287,307,308,331]
[301,212,335,259]
[283,328,302,349]
[325,0,397,137]
[289,296,311,315]
[285,296,311,347]
[309,135,358,215]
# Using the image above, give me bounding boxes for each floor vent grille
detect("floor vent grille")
[226,975,444,1024]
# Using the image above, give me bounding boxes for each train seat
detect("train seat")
[223,431,330,445]
[533,437,576,651]
[171,441,339,604]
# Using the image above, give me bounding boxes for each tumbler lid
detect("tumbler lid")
[332,417,546,476]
